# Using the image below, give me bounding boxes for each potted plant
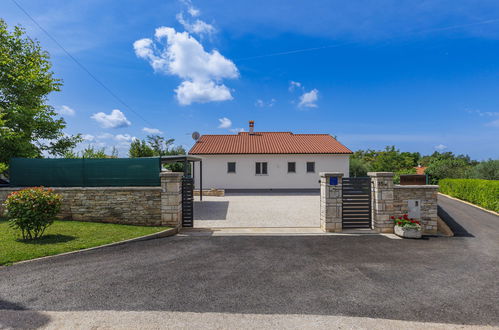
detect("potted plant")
[391,214,422,239]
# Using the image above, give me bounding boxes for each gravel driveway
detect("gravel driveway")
[193,192,320,228]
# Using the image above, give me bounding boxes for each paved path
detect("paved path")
[194,192,320,228]
[0,194,497,328]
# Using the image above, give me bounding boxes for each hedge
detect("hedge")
[439,179,499,212]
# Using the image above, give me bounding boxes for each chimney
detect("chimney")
[249,120,255,134]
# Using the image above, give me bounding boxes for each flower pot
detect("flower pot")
[394,225,422,239]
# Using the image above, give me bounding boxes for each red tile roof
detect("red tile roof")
[189,132,352,155]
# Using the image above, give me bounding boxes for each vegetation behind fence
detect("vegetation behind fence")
[439,179,499,212]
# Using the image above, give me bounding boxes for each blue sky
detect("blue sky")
[3,0,499,159]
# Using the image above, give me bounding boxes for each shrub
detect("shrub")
[439,179,499,212]
[3,187,62,240]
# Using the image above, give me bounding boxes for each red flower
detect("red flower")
[403,214,409,220]
[390,216,395,220]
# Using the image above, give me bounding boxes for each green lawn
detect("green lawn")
[0,219,168,265]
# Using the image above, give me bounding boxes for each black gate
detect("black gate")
[181,177,194,227]
[342,177,371,228]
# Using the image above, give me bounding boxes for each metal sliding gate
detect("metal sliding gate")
[181,177,194,227]
[342,177,372,229]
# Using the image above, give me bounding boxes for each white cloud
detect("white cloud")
[218,117,232,129]
[114,134,135,142]
[82,134,94,141]
[229,128,245,133]
[255,98,276,107]
[143,127,163,134]
[134,26,238,105]
[298,89,319,108]
[91,109,131,128]
[434,144,448,151]
[176,80,233,105]
[59,105,76,116]
[176,13,215,36]
[97,133,114,140]
[486,119,499,127]
[180,0,200,17]
[289,81,302,91]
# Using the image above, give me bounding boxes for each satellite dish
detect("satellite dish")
[192,131,200,141]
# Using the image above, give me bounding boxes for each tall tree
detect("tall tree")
[0,20,81,172]
[129,139,154,157]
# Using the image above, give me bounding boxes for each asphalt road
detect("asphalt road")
[0,194,498,327]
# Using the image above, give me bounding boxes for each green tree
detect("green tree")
[368,146,416,172]
[349,157,369,177]
[63,146,115,158]
[0,20,81,171]
[129,139,154,157]
[128,135,186,172]
[146,135,175,156]
[470,159,499,180]
[425,158,471,184]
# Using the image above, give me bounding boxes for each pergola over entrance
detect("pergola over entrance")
[160,155,203,200]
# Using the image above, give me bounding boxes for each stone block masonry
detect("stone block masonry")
[368,172,395,233]
[368,172,439,234]
[320,172,343,232]
[0,171,185,227]
[0,187,162,226]
[394,185,439,234]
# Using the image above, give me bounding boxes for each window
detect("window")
[256,162,268,175]
[306,162,315,173]
[288,162,296,173]
[227,162,236,173]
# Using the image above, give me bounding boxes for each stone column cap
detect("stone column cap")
[319,172,344,178]
[160,171,183,178]
[367,172,394,177]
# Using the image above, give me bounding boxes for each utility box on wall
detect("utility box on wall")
[408,200,421,219]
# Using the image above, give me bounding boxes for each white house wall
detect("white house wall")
[192,154,350,190]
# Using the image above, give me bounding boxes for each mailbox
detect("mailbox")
[329,177,338,185]
[408,200,421,219]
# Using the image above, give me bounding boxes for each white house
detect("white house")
[189,121,352,190]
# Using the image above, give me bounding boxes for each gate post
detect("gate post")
[320,172,343,232]
[368,172,394,233]
[160,171,183,228]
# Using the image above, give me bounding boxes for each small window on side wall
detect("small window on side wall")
[256,162,268,175]
[306,162,315,173]
[227,162,236,173]
[288,162,296,173]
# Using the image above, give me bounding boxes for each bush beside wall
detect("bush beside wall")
[439,179,499,212]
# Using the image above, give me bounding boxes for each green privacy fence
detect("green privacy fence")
[9,158,161,187]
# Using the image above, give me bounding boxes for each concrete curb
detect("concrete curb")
[438,193,499,217]
[9,227,178,267]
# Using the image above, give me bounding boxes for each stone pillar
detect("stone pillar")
[160,171,183,228]
[320,172,343,232]
[368,172,394,233]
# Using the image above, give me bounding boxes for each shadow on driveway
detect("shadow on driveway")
[0,299,51,329]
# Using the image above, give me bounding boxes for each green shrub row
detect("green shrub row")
[439,179,499,212]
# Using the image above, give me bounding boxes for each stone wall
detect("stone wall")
[368,172,395,233]
[160,172,183,228]
[0,187,163,226]
[394,185,439,234]
[320,172,343,232]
